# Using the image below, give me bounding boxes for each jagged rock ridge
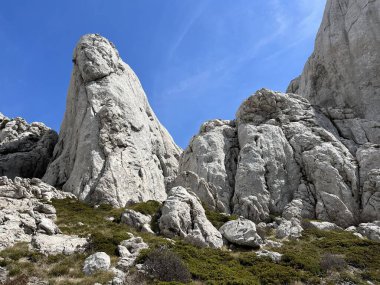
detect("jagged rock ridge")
[0,113,58,179]
[43,34,181,207]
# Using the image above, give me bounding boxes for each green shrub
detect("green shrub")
[203,205,238,229]
[143,247,191,283]
[128,200,162,216]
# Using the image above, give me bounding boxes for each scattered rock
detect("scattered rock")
[121,209,153,233]
[256,249,282,263]
[357,222,380,242]
[308,221,342,231]
[276,218,303,239]
[83,252,111,275]
[43,34,181,207]
[116,235,149,272]
[219,218,263,247]
[0,177,75,250]
[159,187,223,248]
[32,234,88,255]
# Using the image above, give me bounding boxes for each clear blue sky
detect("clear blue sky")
[0,0,325,148]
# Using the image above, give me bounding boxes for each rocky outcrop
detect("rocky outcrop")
[159,186,223,248]
[0,176,80,251]
[177,89,360,228]
[43,34,181,207]
[0,114,57,179]
[289,0,380,122]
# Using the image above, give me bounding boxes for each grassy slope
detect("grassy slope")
[1,198,379,285]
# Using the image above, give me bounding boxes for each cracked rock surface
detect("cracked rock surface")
[177,89,361,228]
[0,113,57,179]
[288,0,380,122]
[43,34,181,207]
[0,176,87,254]
[159,186,223,248]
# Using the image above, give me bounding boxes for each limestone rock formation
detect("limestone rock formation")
[0,114,57,179]
[177,120,239,213]
[159,186,223,248]
[288,0,380,157]
[43,34,181,207]
[0,176,79,251]
[177,89,360,228]
[32,234,88,255]
[290,0,380,122]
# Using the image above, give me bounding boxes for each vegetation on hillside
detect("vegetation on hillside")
[1,198,379,284]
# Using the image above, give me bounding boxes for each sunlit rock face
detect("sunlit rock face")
[43,34,181,207]
[178,89,361,228]
[289,0,380,122]
[288,0,380,155]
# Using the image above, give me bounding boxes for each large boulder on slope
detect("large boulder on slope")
[159,186,223,248]
[219,218,263,247]
[43,34,181,207]
[0,113,57,179]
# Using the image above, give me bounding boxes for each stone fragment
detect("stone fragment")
[32,234,88,255]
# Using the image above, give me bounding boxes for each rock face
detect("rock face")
[43,34,181,207]
[159,186,223,248]
[0,176,80,251]
[290,0,380,122]
[0,114,58,179]
[177,89,360,228]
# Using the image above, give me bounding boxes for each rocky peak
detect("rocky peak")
[289,0,380,121]
[43,34,181,207]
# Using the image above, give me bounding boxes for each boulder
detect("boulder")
[357,222,380,242]
[32,234,88,255]
[83,252,111,275]
[255,249,282,263]
[219,218,263,247]
[117,235,149,272]
[43,34,181,207]
[276,218,303,240]
[0,115,58,179]
[159,187,223,248]
[308,221,342,231]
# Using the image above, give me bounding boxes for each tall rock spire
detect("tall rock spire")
[43,34,181,207]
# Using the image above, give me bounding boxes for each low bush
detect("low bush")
[320,253,346,272]
[143,247,191,283]
[203,205,238,229]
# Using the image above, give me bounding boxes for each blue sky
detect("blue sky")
[0,0,325,148]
